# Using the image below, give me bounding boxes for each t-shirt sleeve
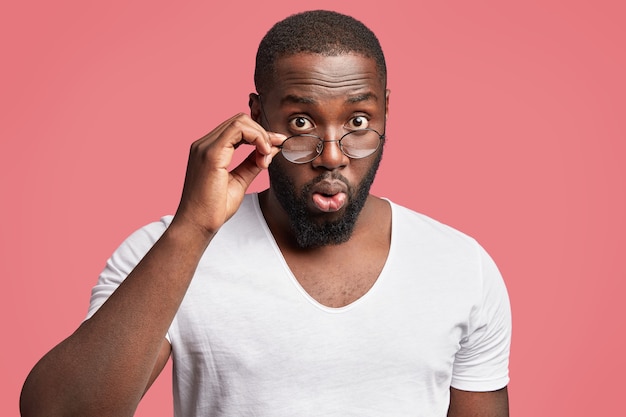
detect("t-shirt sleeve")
[85,217,171,321]
[451,245,512,391]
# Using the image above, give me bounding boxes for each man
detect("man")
[21,10,511,417]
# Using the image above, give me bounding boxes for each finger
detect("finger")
[236,131,285,150]
[193,114,268,159]
[186,119,265,174]
[195,114,285,156]
[220,120,281,155]
[193,113,249,146]
[191,115,284,174]
[229,149,266,193]
[233,138,245,149]
[267,131,287,146]
[196,121,269,167]
[256,142,282,169]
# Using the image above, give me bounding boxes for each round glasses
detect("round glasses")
[279,128,385,164]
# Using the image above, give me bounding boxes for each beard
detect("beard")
[268,149,383,249]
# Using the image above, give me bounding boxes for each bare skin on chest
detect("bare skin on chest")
[285,241,388,308]
[266,194,392,308]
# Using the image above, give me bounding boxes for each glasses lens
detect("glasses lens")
[281,135,322,163]
[280,130,383,164]
[341,129,382,159]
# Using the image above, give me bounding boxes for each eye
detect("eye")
[288,116,314,132]
[347,115,370,130]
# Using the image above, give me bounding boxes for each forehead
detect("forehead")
[265,53,384,104]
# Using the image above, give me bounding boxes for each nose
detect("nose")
[311,131,349,170]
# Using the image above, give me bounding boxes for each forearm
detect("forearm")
[447,387,509,417]
[20,220,213,417]
[21,114,281,417]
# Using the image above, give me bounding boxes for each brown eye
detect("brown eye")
[288,116,314,132]
[348,116,370,130]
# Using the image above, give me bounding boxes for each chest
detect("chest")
[285,250,388,308]
[170,264,470,416]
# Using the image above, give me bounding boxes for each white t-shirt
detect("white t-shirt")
[88,194,511,417]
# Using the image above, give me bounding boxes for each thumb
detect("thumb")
[229,148,274,193]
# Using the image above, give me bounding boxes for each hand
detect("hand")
[172,113,285,236]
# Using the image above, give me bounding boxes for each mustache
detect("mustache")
[302,172,353,197]
[306,171,351,188]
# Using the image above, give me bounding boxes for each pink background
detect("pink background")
[2,1,624,415]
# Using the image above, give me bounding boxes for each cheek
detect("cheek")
[269,158,305,191]
[270,157,295,178]
[349,159,377,181]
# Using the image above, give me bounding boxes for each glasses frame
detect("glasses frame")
[278,130,385,164]
[257,94,386,164]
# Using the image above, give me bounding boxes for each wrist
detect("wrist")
[166,214,218,250]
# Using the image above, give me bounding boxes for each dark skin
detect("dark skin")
[252,53,391,308]
[20,52,508,417]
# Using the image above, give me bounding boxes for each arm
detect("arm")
[20,114,284,417]
[449,246,511,417]
[448,387,509,417]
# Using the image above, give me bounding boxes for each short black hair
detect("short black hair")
[254,10,387,93]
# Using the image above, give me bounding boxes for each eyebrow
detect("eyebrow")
[281,92,378,105]
[346,92,378,104]
[281,95,316,105]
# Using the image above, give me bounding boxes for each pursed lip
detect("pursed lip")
[307,178,350,213]
[309,179,349,196]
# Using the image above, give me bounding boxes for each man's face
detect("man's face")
[253,53,389,248]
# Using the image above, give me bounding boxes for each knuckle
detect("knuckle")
[230,116,248,130]
[232,113,249,125]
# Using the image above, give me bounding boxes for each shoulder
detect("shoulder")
[387,199,480,252]
[113,216,174,255]
[385,199,506,294]
[110,194,261,263]
[124,194,259,248]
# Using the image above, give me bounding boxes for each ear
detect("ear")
[385,89,390,120]
[249,93,262,125]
